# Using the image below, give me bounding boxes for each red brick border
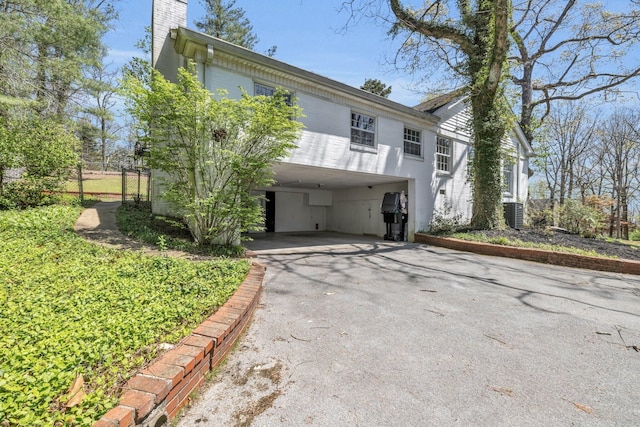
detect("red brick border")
[415,233,640,275]
[93,262,265,427]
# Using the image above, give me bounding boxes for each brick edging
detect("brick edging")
[415,233,640,275]
[93,262,266,427]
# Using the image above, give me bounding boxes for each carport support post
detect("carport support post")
[407,179,416,242]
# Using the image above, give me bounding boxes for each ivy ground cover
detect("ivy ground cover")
[0,205,249,426]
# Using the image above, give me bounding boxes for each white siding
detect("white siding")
[150,7,533,237]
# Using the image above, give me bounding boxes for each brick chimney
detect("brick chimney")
[152,0,187,81]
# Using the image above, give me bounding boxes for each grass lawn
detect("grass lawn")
[0,205,249,426]
[65,174,127,194]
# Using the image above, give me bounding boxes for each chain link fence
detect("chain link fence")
[121,168,151,206]
[65,166,122,201]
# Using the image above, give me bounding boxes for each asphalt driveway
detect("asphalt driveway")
[176,235,640,426]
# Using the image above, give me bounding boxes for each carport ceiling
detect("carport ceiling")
[271,163,406,191]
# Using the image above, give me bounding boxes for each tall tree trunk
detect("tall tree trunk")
[468,0,511,229]
[470,93,508,229]
[101,113,107,171]
[519,63,535,144]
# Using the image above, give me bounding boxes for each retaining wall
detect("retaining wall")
[415,234,640,275]
[93,262,265,427]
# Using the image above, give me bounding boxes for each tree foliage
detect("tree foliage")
[123,64,303,246]
[194,0,259,49]
[0,1,119,206]
[78,63,121,171]
[535,101,596,204]
[387,0,512,229]
[534,105,640,240]
[0,114,79,209]
[0,0,117,118]
[596,110,640,239]
[361,78,392,97]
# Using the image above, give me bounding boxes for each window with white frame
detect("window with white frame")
[254,82,293,105]
[350,112,376,147]
[502,163,514,194]
[436,136,452,172]
[404,127,421,156]
[466,145,474,181]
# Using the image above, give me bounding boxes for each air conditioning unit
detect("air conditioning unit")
[503,202,523,229]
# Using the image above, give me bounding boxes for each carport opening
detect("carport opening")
[254,166,412,239]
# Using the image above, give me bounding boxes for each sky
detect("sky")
[103,0,427,107]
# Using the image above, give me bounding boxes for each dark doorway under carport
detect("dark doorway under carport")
[265,191,275,232]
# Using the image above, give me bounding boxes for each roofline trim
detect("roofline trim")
[173,27,439,125]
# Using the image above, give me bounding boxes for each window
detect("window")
[502,163,513,194]
[404,127,421,157]
[254,82,293,105]
[466,145,474,181]
[351,112,376,147]
[436,136,452,172]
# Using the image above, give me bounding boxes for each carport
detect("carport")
[256,163,413,239]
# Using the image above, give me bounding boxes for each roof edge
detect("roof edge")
[173,27,439,125]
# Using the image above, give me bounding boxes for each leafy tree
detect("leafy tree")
[79,63,121,171]
[123,64,303,246]
[535,101,596,204]
[387,0,512,229]
[0,115,79,208]
[596,110,640,239]
[0,0,117,118]
[194,0,259,49]
[361,78,392,98]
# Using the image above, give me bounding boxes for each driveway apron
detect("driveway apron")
[176,236,640,426]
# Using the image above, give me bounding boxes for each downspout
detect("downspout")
[193,45,214,87]
[516,141,520,201]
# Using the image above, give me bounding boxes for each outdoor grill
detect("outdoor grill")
[381,191,407,241]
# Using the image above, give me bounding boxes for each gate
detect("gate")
[121,168,151,205]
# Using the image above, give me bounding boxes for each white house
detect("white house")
[151,0,533,242]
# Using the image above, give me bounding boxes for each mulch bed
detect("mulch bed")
[464,228,640,261]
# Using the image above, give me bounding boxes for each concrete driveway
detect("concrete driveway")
[176,234,640,426]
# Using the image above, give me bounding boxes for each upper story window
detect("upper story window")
[436,136,452,173]
[254,82,293,105]
[350,112,375,147]
[404,127,421,157]
[502,163,514,194]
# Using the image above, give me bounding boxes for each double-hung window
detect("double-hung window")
[502,163,514,194]
[351,112,376,147]
[436,136,452,173]
[254,82,293,105]
[404,127,421,157]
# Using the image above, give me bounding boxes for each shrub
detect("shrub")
[429,199,464,234]
[0,177,63,209]
[123,63,302,246]
[557,198,606,237]
[0,115,79,209]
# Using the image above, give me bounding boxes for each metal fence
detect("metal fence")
[121,168,151,205]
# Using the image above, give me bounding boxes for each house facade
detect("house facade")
[151,0,533,242]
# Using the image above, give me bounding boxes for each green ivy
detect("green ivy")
[0,205,249,426]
